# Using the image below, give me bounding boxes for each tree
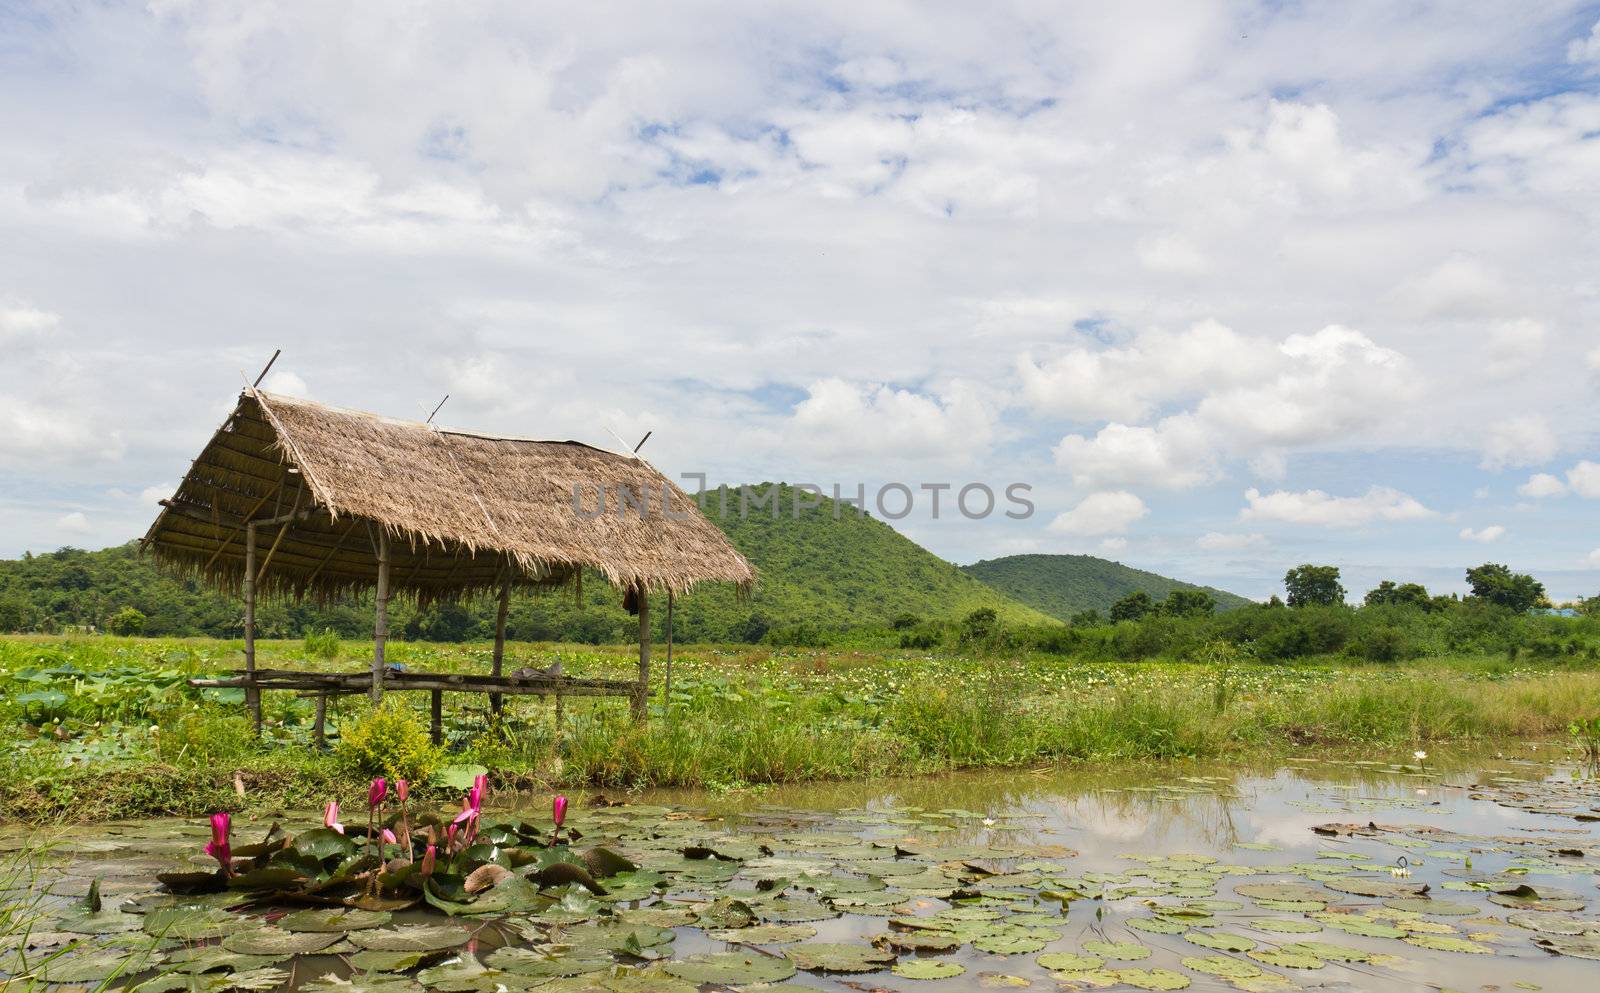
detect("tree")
[1110,591,1154,622]
[958,607,999,645]
[1465,563,1546,613]
[107,606,146,636]
[0,593,33,632]
[1161,588,1216,617]
[1364,580,1431,609]
[1069,608,1102,626]
[1284,564,1344,608]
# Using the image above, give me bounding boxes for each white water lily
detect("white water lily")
[1414,750,1427,760]
[981,818,997,827]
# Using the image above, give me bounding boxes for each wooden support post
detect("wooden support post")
[312,693,327,749]
[372,529,390,703]
[554,687,564,739]
[490,580,509,717]
[244,523,261,732]
[430,689,443,745]
[633,586,650,722]
[662,590,674,721]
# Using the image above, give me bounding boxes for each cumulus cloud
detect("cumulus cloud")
[1518,472,1567,498]
[1459,524,1506,543]
[1041,322,1416,490]
[139,484,174,506]
[1197,531,1267,550]
[1099,537,1128,552]
[1049,491,1149,536]
[1569,19,1600,63]
[1568,460,1600,498]
[788,378,995,464]
[261,370,310,398]
[1480,414,1558,470]
[1241,485,1433,527]
[1481,318,1546,378]
[0,396,125,466]
[56,511,90,534]
[0,301,61,344]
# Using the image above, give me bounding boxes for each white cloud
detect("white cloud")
[1197,531,1267,550]
[1241,485,1433,527]
[1137,232,1208,274]
[1588,548,1600,568]
[1049,491,1149,536]
[0,395,125,466]
[0,301,61,344]
[56,511,90,534]
[1589,345,1600,372]
[788,378,995,464]
[1518,472,1567,498]
[1481,318,1546,378]
[261,370,309,398]
[1568,460,1600,498]
[139,484,174,506]
[1480,414,1558,470]
[1053,416,1216,490]
[1099,537,1128,552]
[1569,19,1600,63]
[1459,524,1505,543]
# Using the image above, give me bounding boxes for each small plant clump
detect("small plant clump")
[337,699,443,784]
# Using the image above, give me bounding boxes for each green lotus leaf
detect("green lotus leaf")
[1309,914,1406,938]
[894,959,966,979]
[348,924,471,952]
[222,927,343,955]
[1278,941,1370,963]
[1533,933,1600,959]
[1082,940,1151,961]
[1183,930,1255,952]
[280,907,393,932]
[143,907,240,940]
[1181,955,1262,978]
[708,923,819,943]
[1110,967,1191,990]
[1402,934,1494,954]
[784,941,897,972]
[299,973,425,993]
[1127,916,1186,934]
[483,946,613,978]
[662,951,798,984]
[1382,897,1479,916]
[873,931,960,952]
[1248,949,1324,969]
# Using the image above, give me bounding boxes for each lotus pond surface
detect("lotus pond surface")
[4,749,1598,993]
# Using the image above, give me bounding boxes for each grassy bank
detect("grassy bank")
[2,635,1596,822]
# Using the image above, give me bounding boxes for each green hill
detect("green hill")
[961,554,1253,621]
[0,483,1049,643]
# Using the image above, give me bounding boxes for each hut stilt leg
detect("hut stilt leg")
[633,587,650,722]
[244,523,261,733]
[490,581,509,717]
[313,693,327,749]
[371,530,390,703]
[430,690,442,745]
[662,590,674,722]
[554,688,564,741]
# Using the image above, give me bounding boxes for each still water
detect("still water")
[5,747,1597,993]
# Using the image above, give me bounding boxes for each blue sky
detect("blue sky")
[2,1,1599,603]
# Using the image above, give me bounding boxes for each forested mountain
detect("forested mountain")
[961,553,1253,620]
[0,484,1049,642]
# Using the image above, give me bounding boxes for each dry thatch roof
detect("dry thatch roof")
[142,390,755,601]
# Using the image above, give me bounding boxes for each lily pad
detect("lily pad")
[785,942,896,973]
[1110,968,1191,990]
[1278,941,1370,963]
[222,927,343,955]
[1402,934,1494,954]
[280,908,393,932]
[1181,955,1262,979]
[1082,940,1150,961]
[894,960,966,979]
[1183,931,1255,952]
[1533,933,1600,960]
[1038,952,1105,971]
[663,951,798,984]
[349,924,471,952]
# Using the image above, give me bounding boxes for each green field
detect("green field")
[4,633,1597,823]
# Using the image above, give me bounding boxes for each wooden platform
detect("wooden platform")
[190,667,644,745]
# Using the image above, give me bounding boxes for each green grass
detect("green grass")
[2,634,1597,822]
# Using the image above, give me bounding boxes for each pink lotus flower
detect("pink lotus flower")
[368,777,387,808]
[203,811,232,875]
[445,822,459,853]
[380,828,397,845]
[552,795,568,827]
[420,843,436,878]
[323,800,344,834]
[395,779,408,802]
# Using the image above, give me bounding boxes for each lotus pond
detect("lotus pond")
[4,751,1598,993]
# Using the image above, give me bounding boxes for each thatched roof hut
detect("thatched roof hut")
[143,390,755,601]
[144,387,753,718]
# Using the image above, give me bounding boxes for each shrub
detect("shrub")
[898,625,942,650]
[303,627,341,660]
[957,608,1000,647]
[1352,624,1413,663]
[155,708,257,767]
[107,607,146,636]
[337,699,442,783]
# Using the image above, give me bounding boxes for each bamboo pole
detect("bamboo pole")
[633,586,650,722]
[253,487,303,583]
[372,529,390,703]
[490,579,510,716]
[244,523,261,732]
[662,590,674,721]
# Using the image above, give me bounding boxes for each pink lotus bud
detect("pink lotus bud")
[420,844,436,878]
[204,811,232,874]
[323,800,344,834]
[395,779,408,802]
[381,828,397,844]
[368,777,387,808]
[552,795,568,828]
